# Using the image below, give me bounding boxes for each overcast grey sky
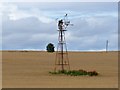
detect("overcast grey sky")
[1,2,118,51]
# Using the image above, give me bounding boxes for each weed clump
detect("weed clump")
[49,69,98,76]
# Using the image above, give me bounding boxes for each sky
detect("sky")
[1,2,118,51]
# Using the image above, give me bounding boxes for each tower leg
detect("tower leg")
[55,30,70,72]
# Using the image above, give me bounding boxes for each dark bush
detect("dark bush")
[46,43,55,52]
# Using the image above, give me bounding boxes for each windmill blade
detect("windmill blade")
[70,24,74,26]
[55,18,58,20]
[65,14,67,17]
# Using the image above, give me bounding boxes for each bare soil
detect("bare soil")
[2,51,118,88]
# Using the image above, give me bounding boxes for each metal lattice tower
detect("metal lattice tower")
[54,14,72,72]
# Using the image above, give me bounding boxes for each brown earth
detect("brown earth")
[2,51,118,88]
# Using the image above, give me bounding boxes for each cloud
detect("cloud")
[9,8,54,23]
[1,0,118,2]
[2,3,54,23]
[2,16,57,50]
[2,2,118,51]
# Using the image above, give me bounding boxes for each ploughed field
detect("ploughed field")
[2,51,118,88]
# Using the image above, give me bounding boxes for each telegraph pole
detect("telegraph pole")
[106,40,109,53]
